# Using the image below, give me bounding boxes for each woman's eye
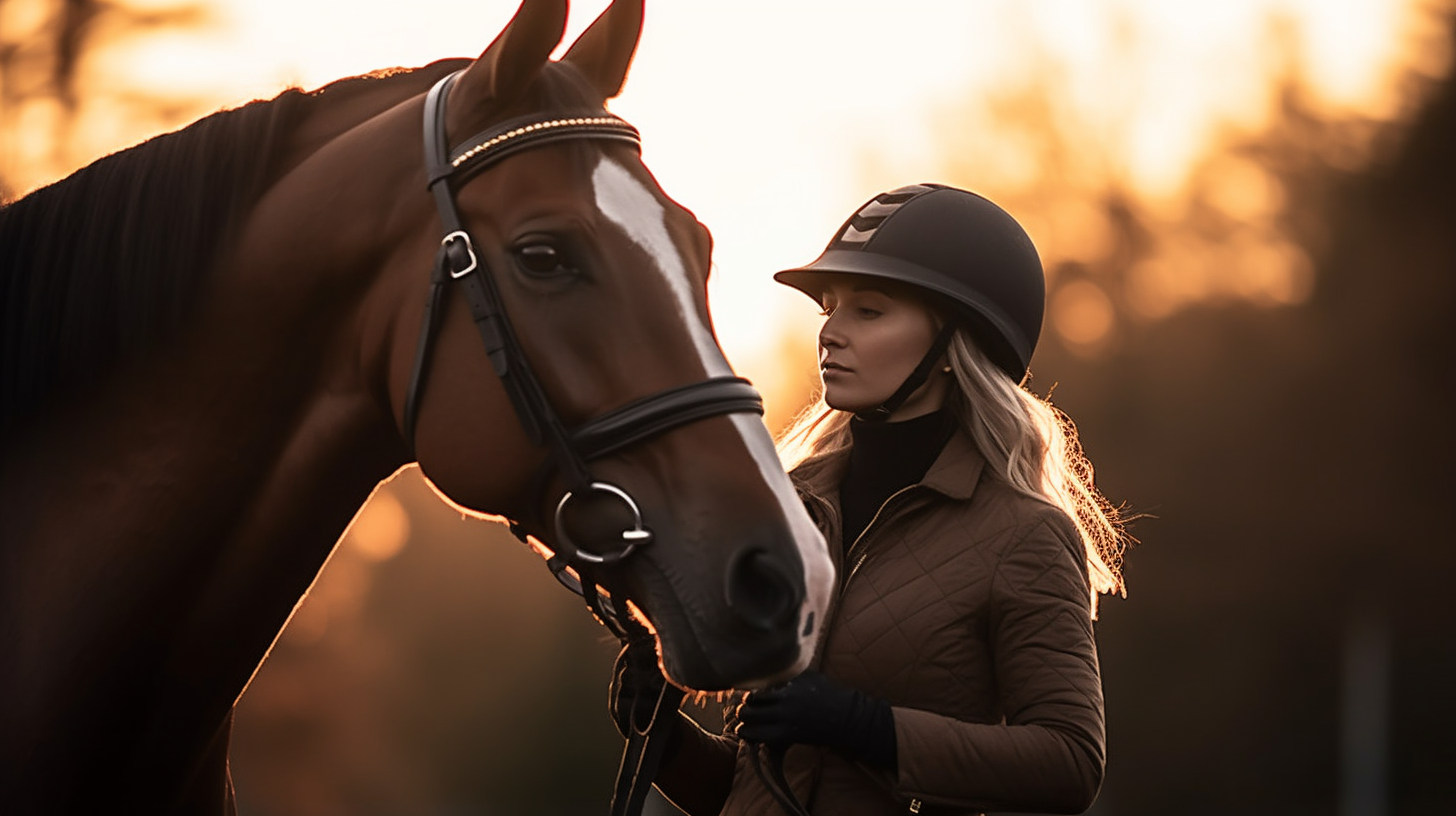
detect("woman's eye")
[515,243,573,277]
[857,307,882,318]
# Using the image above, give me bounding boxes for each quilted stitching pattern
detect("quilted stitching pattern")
[826,487,1046,719]
[715,436,1106,816]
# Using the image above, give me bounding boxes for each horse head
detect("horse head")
[375,0,834,691]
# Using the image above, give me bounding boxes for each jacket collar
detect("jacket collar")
[792,421,988,504]
[918,425,987,501]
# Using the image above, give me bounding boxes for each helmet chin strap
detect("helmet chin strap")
[858,323,958,422]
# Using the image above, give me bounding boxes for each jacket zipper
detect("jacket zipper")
[842,484,919,591]
[849,488,924,816]
[818,483,932,816]
[803,485,917,672]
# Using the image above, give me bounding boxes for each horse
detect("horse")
[0,0,834,811]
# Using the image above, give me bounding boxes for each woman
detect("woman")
[610,183,1130,816]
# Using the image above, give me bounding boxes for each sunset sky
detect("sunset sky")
[8,4,1447,809]
[14,0,1441,393]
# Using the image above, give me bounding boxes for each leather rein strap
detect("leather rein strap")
[405,70,765,816]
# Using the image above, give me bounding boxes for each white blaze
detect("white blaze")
[731,413,835,667]
[592,156,834,671]
[592,156,731,378]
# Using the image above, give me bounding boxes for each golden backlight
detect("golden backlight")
[4,0,1445,396]
[5,2,1449,811]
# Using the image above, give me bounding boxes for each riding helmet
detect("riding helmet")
[775,183,1045,381]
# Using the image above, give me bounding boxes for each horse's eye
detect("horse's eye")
[515,243,570,277]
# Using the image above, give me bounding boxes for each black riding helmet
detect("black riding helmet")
[776,184,1045,414]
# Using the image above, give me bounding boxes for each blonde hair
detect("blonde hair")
[777,330,1129,617]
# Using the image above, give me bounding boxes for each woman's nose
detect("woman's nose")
[818,314,845,348]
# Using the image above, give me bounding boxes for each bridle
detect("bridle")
[404,69,763,576]
[402,70,759,815]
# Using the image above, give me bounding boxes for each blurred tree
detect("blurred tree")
[0,0,209,200]
[230,474,627,816]
[880,4,1456,815]
[13,1,1451,813]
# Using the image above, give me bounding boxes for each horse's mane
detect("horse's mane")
[0,68,433,436]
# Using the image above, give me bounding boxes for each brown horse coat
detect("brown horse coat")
[0,1,833,812]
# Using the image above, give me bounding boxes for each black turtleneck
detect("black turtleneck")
[837,410,956,549]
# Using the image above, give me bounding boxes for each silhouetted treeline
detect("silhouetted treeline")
[1028,10,1456,814]
[232,11,1456,814]
[12,3,1450,813]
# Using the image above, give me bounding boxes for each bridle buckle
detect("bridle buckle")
[442,230,478,279]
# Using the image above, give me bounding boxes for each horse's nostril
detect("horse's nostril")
[724,548,799,631]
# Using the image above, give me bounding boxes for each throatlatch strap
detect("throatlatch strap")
[401,251,450,457]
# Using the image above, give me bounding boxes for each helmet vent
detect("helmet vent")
[831,183,939,250]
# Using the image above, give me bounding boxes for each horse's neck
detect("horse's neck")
[0,288,404,803]
[0,76,442,799]
[278,61,466,180]
[0,263,407,657]
[1,61,458,561]
[1,64,446,661]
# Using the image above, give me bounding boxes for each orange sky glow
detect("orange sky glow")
[7,6,1448,803]
[5,0,1448,404]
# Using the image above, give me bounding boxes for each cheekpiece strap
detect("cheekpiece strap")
[419,69,603,494]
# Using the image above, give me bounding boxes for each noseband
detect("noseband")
[403,70,764,590]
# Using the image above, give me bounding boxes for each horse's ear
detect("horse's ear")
[560,0,644,100]
[453,0,568,108]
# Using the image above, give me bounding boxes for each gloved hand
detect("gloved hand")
[731,670,897,768]
[608,637,678,740]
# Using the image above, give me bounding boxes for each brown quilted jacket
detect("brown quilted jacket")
[653,428,1106,816]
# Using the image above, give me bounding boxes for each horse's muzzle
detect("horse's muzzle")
[724,547,802,632]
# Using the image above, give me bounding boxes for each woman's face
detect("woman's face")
[816,274,949,420]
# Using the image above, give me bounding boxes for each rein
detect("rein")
[404,69,763,816]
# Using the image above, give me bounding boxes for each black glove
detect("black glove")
[732,670,897,769]
[608,638,681,745]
